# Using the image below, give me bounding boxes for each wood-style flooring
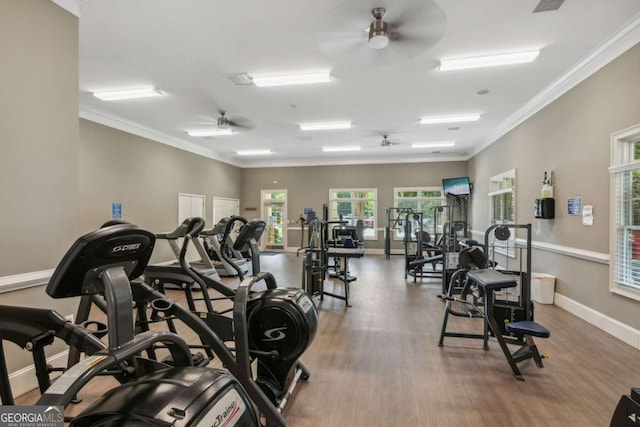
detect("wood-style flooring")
[15,253,640,426]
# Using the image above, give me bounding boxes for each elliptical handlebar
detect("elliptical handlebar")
[220,216,250,281]
[176,217,218,306]
[233,272,279,381]
[178,217,206,272]
[186,217,206,238]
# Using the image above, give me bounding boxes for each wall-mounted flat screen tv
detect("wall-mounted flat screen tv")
[442,177,471,196]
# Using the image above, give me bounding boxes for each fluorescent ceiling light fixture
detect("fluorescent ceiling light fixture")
[299,121,352,131]
[93,86,163,101]
[439,50,540,71]
[187,128,235,137]
[412,141,456,148]
[322,146,361,152]
[250,71,331,87]
[420,114,481,125]
[236,149,272,156]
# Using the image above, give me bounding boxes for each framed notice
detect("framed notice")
[568,197,582,216]
[111,202,122,219]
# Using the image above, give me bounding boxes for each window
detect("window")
[610,124,640,300]
[489,169,516,224]
[328,189,377,240]
[393,187,444,239]
[489,169,516,256]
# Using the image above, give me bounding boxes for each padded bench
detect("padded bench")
[465,269,550,380]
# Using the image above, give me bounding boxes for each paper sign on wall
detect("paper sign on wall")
[583,205,593,226]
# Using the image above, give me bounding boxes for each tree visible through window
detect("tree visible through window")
[329,189,377,239]
[393,187,444,239]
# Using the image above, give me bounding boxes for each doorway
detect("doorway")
[260,190,287,252]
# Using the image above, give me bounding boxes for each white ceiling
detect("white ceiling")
[76,0,640,168]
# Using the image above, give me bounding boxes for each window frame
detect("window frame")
[328,188,378,240]
[392,187,445,240]
[488,169,516,257]
[609,124,640,301]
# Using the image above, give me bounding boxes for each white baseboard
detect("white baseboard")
[554,293,640,349]
[9,350,69,398]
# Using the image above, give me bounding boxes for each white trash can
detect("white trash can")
[531,273,556,304]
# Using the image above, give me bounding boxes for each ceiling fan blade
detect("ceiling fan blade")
[227,117,255,131]
[387,1,446,51]
[316,31,369,58]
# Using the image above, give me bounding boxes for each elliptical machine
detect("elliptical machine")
[19,222,262,426]
[178,217,318,407]
[72,217,318,416]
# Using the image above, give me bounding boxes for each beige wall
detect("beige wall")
[242,162,468,251]
[0,0,79,275]
[0,0,80,372]
[469,42,640,330]
[79,120,243,263]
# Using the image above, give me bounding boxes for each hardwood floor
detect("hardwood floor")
[14,253,640,426]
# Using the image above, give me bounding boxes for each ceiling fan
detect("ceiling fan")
[215,110,254,131]
[316,0,446,64]
[380,135,400,147]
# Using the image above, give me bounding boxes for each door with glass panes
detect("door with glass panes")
[260,190,287,252]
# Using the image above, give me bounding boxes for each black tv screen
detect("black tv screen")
[442,177,471,196]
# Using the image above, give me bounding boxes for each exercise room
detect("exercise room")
[2,1,640,426]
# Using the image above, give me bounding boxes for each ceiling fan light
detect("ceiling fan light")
[368,20,389,50]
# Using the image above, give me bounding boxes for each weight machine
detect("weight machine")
[438,223,551,380]
[384,207,414,259]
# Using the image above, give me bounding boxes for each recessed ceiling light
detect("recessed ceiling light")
[187,128,235,137]
[93,86,164,101]
[322,146,361,152]
[300,121,352,131]
[236,149,272,156]
[420,115,480,125]
[412,141,456,148]
[438,50,540,71]
[250,71,331,87]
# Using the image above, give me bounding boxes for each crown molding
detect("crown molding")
[79,107,469,168]
[79,106,242,167]
[50,0,84,17]
[238,155,469,168]
[473,12,640,157]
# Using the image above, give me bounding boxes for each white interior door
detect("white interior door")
[212,197,240,225]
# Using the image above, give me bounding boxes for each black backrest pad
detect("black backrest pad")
[46,224,156,298]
